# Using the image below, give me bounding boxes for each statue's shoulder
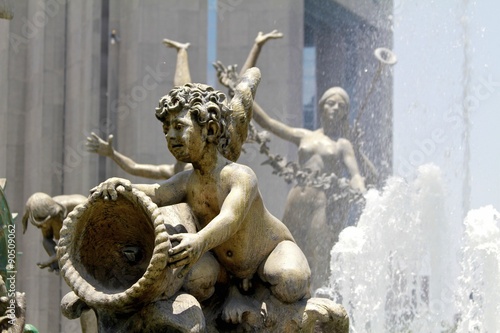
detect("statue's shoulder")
[337,137,354,149]
[223,162,256,176]
[220,162,258,187]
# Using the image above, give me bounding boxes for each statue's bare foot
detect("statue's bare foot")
[221,285,263,326]
[162,38,190,50]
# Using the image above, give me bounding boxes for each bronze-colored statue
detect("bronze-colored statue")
[22,192,86,272]
[92,67,313,304]
[262,87,366,288]
[256,87,366,291]
[60,67,349,332]
[215,54,366,290]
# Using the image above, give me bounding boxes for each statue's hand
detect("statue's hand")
[90,177,132,201]
[349,174,366,194]
[37,261,49,269]
[49,262,59,273]
[255,29,283,46]
[167,233,204,278]
[213,60,239,90]
[86,132,114,157]
[37,258,59,273]
[162,38,190,50]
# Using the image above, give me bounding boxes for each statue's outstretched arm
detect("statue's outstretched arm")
[163,38,192,86]
[239,30,283,76]
[39,229,59,271]
[214,30,282,94]
[86,132,176,180]
[251,100,307,146]
[340,139,366,193]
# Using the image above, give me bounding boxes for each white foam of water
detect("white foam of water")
[319,164,468,332]
[455,205,500,332]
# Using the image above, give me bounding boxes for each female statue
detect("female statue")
[255,87,366,290]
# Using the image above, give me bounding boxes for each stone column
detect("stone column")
[10,0,101,332]
[19,1,63,330]
[62,0,103,195]
[0,18,10,176]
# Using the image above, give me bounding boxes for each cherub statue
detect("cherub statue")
[22,192,86,272]
[90,66,315,324]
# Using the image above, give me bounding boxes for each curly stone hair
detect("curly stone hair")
[155,83,232,158]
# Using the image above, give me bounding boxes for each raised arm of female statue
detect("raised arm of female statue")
[86,132,182,180]
[239,30,283,76]
[252,101,308,146]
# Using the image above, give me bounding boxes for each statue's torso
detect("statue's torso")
[185,164,293,279]
[298,130,344,176]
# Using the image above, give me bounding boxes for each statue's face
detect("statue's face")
[162,109,207,163]
[321,94,348,127]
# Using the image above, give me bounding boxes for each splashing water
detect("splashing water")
[318,164,500,332]
[455,206,500,332]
